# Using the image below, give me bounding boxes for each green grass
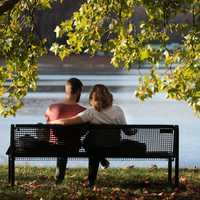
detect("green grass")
[0,165,200,200]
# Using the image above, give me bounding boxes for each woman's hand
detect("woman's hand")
[48,116,82,125]
[48,119,65,125]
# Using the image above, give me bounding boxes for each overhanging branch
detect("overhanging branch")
[0,0,20,15]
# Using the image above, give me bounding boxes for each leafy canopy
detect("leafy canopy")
[0,0,200,116]
[51,0,200,115]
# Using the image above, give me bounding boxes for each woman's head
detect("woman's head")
[89,84,113,112]
[65,78,83,102]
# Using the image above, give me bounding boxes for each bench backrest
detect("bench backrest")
[10,124,179,157]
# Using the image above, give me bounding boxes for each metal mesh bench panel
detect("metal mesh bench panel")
[121,127,174,154]
[14,125,85,156]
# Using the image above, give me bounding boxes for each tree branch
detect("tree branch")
[0,0,20,15]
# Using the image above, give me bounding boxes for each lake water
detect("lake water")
[1,90,200,169]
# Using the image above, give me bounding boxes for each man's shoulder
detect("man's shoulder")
[48,102,65,109]
[51,102,86,109]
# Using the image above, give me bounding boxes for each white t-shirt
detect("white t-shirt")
[77,105,127,124]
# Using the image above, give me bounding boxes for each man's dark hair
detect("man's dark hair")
[67,78,83,102]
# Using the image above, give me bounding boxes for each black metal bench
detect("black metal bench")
[6,124,179,187]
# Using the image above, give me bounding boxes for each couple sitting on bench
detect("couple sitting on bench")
[45,78,129,188]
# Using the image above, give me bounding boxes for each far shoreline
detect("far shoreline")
[1,53,172,76]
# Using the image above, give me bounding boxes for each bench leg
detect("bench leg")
[8,156,11,184]
[9,156,15,187]
[168,158,172,185]
[175,157,179,187]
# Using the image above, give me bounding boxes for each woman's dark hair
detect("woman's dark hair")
[89,84,113,112]
[66,78,83,102]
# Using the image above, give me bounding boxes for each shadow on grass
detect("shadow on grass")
[0,167,200,200]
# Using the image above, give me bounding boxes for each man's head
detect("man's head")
[65,78,83,102]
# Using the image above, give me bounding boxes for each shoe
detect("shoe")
[83,179,95,190]
[100,158,110,169]
[88,181,95,190]
[55,177,64,185]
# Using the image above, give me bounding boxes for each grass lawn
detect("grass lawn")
[0,166,200,200]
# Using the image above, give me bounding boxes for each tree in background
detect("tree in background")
[0,0,54,116]
[0,0,200,116]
